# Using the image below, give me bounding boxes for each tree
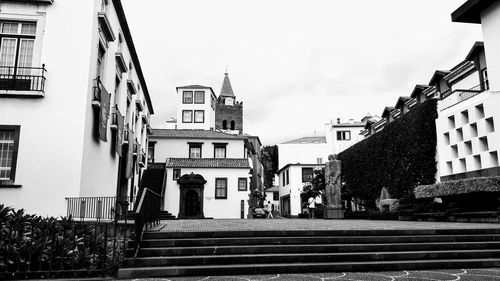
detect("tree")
[261,145,278,187]
[301,168,325,201]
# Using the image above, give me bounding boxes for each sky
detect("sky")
[121,0,482,146]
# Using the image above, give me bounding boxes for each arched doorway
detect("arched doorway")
[177,173,206,219]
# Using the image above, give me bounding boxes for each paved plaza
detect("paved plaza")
[129,268,500,281]
[151,219,500,232]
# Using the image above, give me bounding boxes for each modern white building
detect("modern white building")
[0,0,154,217]
[277,163,323,217]
[175,85,217,131]
[325,118,366,154]
[277,136,329,169]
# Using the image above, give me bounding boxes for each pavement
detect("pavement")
[128,268,500,281]
[150,218,500,232]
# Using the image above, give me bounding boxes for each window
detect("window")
[215,178,227,199]
[316,158,322,164]
[230,120,235,130]
[238,178,247,191]
[444,133,450,145]
[302,167,314,183]
[189,143,202,158]
[461,110,469,125]
[213,143,227,158]
[337,131,351,140]
[194,91,205,104]
[147,142,155,163]
[96,43,106,79]
[448,115,456,129]
[475,104,484,119]
[0,21,36,74]
[183,91,193,103]
[222,120,227,129]
[0,126,20,183]
[273,192,279,201]
[456,128,463,142]
[182,110,192,123]
[486,117,495,133]
[173,169,181,180]
[194,110,204,123]
[286,169,289,185]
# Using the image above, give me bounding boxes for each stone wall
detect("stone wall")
[215,97,243,133]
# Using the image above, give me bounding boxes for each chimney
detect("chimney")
[337,118,340,124]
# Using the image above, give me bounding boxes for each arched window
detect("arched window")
[222,120,227,129]
[230,120,235,130]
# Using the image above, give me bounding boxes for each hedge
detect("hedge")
[415,176,500,199]
[339,99,438,208]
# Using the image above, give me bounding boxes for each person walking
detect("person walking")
[265,201,273,219]
[308,196,316,219]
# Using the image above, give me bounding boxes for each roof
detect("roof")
[165,158,250,169]
[265,186,280,192]
[176,85,216,98]
[277,163,323,175]
[113,0,154,114]
[333,121,365,128]
[282,136,327,144]
[451,0,493,24]
[410,85,428,99]
[381,106,395,118]
[465,41,485,61]
[150,129,250,140]
[428,70,450,86]
[394,96,411,109]
[220,72,235,97]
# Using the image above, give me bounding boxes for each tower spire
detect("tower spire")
[220,70,235,97]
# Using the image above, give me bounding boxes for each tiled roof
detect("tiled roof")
[165,158,250,168]
[150,129,248,140]
[220,72,235,97]
[265,186,280,192]
[282,136,327,144]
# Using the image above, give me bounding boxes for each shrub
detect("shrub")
[415,176,500,199]
[339,99,438,209]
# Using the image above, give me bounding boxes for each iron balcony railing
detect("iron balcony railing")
[65,196,135,221]
[0,65,46,92]
[92,76,109,107]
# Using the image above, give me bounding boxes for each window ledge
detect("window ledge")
[0,90,44,98]
[0,183,22,188]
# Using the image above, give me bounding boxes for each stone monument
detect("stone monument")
[324,154,344,219]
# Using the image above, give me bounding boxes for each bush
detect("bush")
[339,99,438,209]
[0,204,128,279]
[415,176,500,199]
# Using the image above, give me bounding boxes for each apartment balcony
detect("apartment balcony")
[111,106,123,131]
[440,82,489,110]
[139,150,146,168]
[0,65,46,97]
[65,196,135,221]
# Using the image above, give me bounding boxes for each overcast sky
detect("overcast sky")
[122,0,482,146]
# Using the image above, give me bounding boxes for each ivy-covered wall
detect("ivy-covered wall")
[339,99,438,208]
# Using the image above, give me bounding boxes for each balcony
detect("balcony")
[111,106,123,131]
[65,196,135,221]
[92,76,109,108]
[139,150,146,168]
[0,65,46,97]
[440,82,488,110]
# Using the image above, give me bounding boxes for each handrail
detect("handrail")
[133,188,161,257]
[0,64,46,92]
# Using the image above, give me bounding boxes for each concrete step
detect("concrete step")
[140,234,500,247]
[137,241,500,257]
[142,228,500,239]
[122,249,500,267]
[117,258,500,278]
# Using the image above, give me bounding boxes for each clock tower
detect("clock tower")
[215,72,243,133]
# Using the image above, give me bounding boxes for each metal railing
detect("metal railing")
[0,65,46,92]
[65,196,135,221]
[133,188,161,257]
[92,76,109,104]
[440,82,489,110]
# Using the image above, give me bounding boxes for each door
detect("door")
[184,189,200,217]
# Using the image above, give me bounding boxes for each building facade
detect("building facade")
[215,72,243,134]
[0,0,153,217]
[325,118,366,154]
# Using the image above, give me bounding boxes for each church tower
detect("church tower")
[215,72,243,134]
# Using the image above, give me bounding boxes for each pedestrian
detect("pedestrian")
[308,196,316,219]
[265,201,273,219]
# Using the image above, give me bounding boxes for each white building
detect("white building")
[0,0,154,217]
[277,136,329,169]
[175,85,217,131]
[325,118,366,154]
[277,163,323,217]
[149,129,253,219]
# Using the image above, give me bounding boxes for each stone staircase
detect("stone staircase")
[118,228,500,278]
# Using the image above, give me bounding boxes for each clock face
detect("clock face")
[225,97,234,105]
